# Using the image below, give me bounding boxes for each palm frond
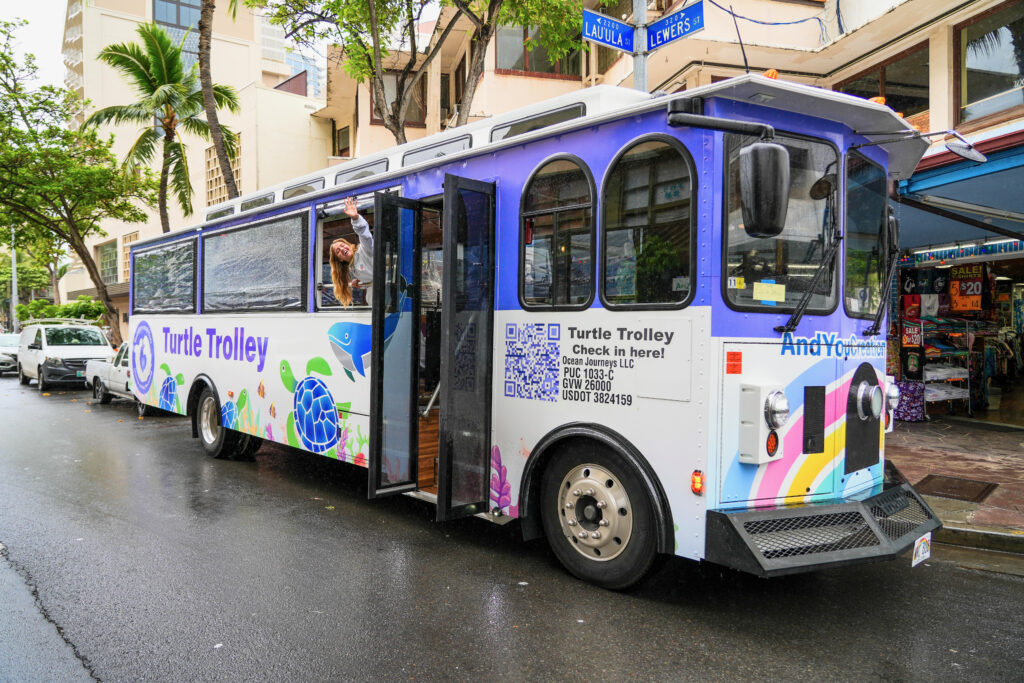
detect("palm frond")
[211,83,241,114]
[179,116,212,141]
[96,41,157,95]
[138,23,183,87]
[124,126,163,168]
[164,139,194,216]
[84,103,156,129]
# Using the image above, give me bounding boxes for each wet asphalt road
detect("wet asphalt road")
[1,378,1023,682]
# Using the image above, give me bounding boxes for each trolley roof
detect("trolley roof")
[144,75,923,248]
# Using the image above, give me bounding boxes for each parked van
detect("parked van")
[18,319,115,391]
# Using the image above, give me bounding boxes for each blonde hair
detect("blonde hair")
[329,238,359,306]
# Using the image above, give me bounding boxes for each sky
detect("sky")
[2,1,67,87]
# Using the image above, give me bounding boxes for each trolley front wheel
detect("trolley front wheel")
[540,443,660,590]
[195,386,241,459]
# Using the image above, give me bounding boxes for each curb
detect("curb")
[934,525,1024,555]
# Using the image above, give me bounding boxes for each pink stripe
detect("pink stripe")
[753,378,852,500]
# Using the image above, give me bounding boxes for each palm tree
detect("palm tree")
[85,23,240,233]
[199,0,240,199]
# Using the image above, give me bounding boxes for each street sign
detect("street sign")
[582,9,634,54]
[647,1,705,52]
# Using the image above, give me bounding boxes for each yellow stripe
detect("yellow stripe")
[784,421,847,498]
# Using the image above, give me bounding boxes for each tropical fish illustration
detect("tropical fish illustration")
[327,289,405,378]
[257,380,265,398]
[269,402,276,418]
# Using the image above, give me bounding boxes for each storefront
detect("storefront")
[891,130,1024,426]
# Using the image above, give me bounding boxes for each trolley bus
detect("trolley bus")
[128,75,941,588]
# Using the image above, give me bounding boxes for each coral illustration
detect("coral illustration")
[490,445,511,512]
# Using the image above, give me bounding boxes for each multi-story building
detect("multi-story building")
[59,0,332,339]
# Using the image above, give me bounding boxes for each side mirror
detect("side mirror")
[740,142,790,238]
[29,343,40,350]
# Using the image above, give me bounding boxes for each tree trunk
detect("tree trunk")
[457,25,492,127]
[198,0,239,199]
[159,138,172,234]
[49,265,60,306]
[66,227,122,345]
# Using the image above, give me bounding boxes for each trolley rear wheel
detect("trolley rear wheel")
[540,442,660,590]
[195,386,242,459]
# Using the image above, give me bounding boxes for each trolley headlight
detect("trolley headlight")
[764,391,790,429]
[856,381,884,421]
[886,383,901,412]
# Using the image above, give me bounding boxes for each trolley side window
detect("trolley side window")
[844,152,887,319]
[601,137,695,308]
[318,206,375,309]
[724,134,839,312]
[132,239,197,314]
[520,157,594,309]
[202,214,307,312]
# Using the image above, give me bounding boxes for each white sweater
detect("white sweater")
[350,214,374,285]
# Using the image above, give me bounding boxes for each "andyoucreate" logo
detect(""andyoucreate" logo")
[780,332,886,358]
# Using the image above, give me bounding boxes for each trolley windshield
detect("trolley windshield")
[724,134,839,312]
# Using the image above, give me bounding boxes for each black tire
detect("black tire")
[234,434,263,461]
[93,379,112,405]
[37,367,48,392]
[540,442,661,590]
[194,386,242,459]
[18,365,29,385]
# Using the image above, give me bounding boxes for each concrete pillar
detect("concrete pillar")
[928,25,954,132]
[426,56,442,134]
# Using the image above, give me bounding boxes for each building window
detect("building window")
[957,1,1024,125]
[335,126,351,157]
[97,241,118,285]
[602,137,695,308]
[153,0,200,68]
[496,26,581,79]
[205,134,241,207]
[836,43,929,120]
[520,157,594,309]
[369,73,426,127]
[121,231,139,282]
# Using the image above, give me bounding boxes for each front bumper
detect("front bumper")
[41,365,88,384]
[705,482,941,577]
[0,355,14,372]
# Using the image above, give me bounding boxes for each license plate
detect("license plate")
[76,370,84,377]
[912,532,932,567]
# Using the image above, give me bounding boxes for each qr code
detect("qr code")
[504,323,560,401]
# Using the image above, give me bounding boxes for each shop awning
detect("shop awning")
[896,132,1024,250]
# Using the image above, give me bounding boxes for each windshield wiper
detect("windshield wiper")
[863,250,898,337]
[773,232,842,334]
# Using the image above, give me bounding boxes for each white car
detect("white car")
[86,342,135,402]
[0,332,18,375]
[18,320,116,391]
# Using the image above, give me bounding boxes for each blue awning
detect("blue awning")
[896,143,1024,250]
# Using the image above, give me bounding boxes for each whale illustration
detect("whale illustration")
[327,290,405,377]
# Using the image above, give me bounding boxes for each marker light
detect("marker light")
[764,391,790,429]
[762,68,779,79]
[869,96,886,105]
[691,470,705,495]
[886,382,901,411]
[766,430,779,457]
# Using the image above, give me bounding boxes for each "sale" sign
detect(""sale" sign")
[950,264,983,311]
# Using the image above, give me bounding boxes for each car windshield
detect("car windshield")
[724,133,839,312]
[0,333,18,347]
[45,327,107,346]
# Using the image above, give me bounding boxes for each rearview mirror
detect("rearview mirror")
[740,142,790,238]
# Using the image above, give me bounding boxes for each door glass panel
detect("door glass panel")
[371,196,420,495]
[441,178,494,515]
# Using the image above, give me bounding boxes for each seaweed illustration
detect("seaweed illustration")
[490,445,511,512]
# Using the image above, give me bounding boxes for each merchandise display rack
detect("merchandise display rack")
[919,318,972,418]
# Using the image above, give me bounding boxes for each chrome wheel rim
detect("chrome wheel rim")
[556,463,632,562]
[200,395,219,445]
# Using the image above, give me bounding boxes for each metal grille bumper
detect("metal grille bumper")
[705,483,940,577]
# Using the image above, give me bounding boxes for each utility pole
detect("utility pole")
[10,227,18,332]
[633,0,648,92]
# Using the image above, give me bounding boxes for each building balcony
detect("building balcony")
[63,24,82,44]
[67,2,81,20]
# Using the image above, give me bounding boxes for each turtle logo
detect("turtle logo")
[280,356,344,454]
[132,322,155,395]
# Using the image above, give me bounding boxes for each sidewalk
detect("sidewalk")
[887,418,1024,554]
